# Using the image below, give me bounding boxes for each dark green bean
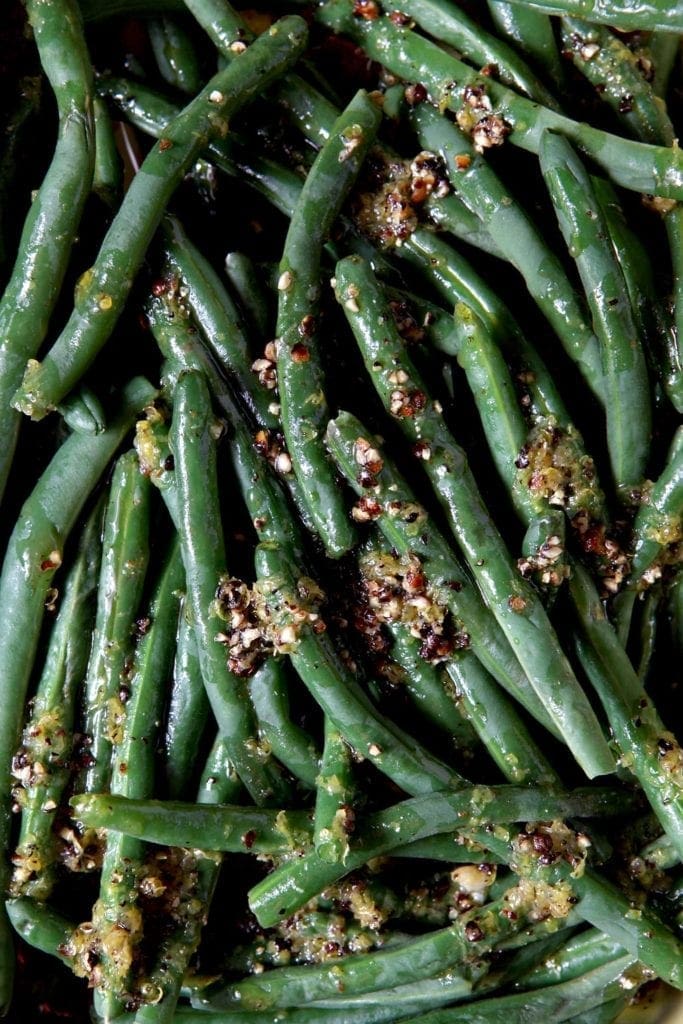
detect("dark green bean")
[148,16,202,95]
[486,2,563,85]
[491,1,682,32]
[224,251,272,343]
[275,89,380,557]
[165,599,211,800]
[411,102,603,399]
[0,0,95,503]
[169,370,289,805]
[631,427,683,582]
[314,717,355,862]
[571,562,683,861]
[539,131,651,497]
[379,0,560,106]
[11,498,103,901]
[326,411,561,738]
[93,96,122,206]
[81,451,151,796]
[250,659,320,790]
[11,16,308,421]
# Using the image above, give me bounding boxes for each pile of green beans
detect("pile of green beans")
[1,0,683,1020]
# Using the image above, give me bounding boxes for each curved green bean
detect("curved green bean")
[249,659,320,790]
[148,16,202,95]
[0,0,95,503]
[275,89,380,557]
[487,2,563,85]
[11,498,103,901]
[165,599,211,800]
[314,717,356,862]
[490,1,683,33]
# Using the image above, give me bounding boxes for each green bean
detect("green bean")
[165,599,211,800]
[515,928,626,989]
[183,0,245,52]
[162,215,279,430]
[122,1006,467,1024]
[393,837,505,863]
[631,427,683,582]
[381,616,479,754]
[93,96,122,207]
[11,15,309,421]
[256,542,467,796]
[0,0,95,504]
[564,997,630,1024]
[6,898,74,968]
[397,956,638,1024]
[490,1,683,32]
[664,208,683,413]
[570,561,683,861]
[81,451,151,796]
[315,2,683,199]
[333,256,614,779]
[250,659,320,790]
[326,411,560,738]
[56,384,106,435]
[444,658,557,786]
[314,717,355,862]
[275,90,380,558]
[89,542,183,1017]
[486,2,564,86]
[224,251,272,343]
[411,103,603,399]
[637,586,661,681]
[571,868,683,989]
[169,369,289,805]
[560,18,674,146]
[148,16,203,95]
[11,498,103,902]
[640,832,680,872]
[539,131,651,497]
[248,784,632,927]
[377,0,559,107]
[648,32,680,97]
[79,0,184,16]
[0,375,154,1013]
[70,794,313,855]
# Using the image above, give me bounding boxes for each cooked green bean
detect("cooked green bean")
[631,427,683,583]
[275,89,380,557]
[70,793,313,855]
[148,16,202,95]
[168,369,290,805]
[490,1,683,32]
[81,451,151,796]
[486,2,563,85]
[0,0,95,503]
[6,898,75,968]
[93,539,184,1018]
[93,96,122,207]
[0,375,154,1012]
[250,659,320,790]
[11,497,103,901]
[378,0,560,106]
[224,251,272,343]
[333,256,613,779]
[570,562,683,861]
[256,542,467,796]
[314,717,355,863]
[164,599,211,800]
[11,15,308,421]
[539,131,651,497]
